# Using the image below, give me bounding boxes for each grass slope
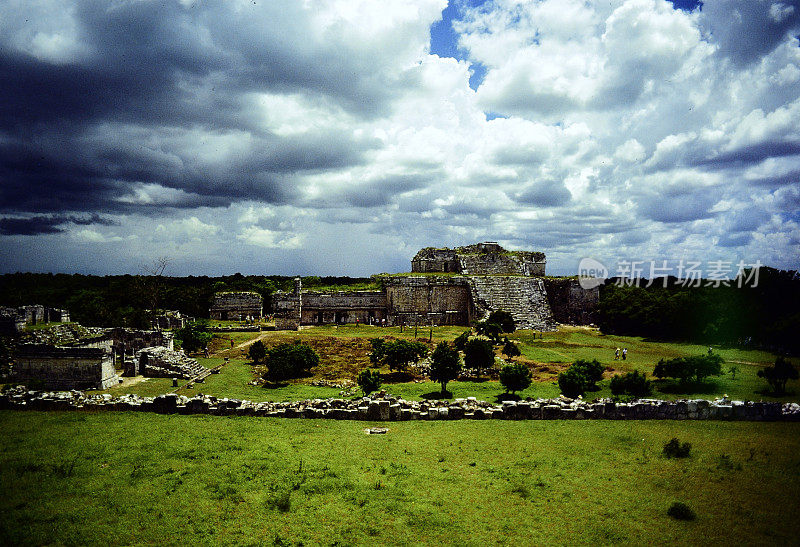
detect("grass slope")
[1,412,798,545]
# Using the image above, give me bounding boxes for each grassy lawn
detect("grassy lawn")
[1,411,798,545]
[94,326,800,403]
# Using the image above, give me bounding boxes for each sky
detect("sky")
[1,0,799,277]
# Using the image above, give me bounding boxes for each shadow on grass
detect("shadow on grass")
[655,379,720,395]
[261,382,289,389]
[495,393,521,403]
[381,371,417,383]
[421,390,453,400]
[754,388,796,398]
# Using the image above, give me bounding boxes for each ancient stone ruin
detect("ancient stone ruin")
[209,291,263,321]
[273,242,596,331]
[9,324,177,390]
[134,346,206,379]
[0,305,70,334]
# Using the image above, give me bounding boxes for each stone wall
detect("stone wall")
[11,345,118,390]
[2,387,798,422]
[384,276,472,326]
[468,276,557,331]
[412,243,546,276]
[543,279,599,325]
[209,292,263,321]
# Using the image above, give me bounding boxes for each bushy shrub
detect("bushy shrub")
[463,338,495,373]
[369,338,386,366]
[557,359,604,398]
[248,340,266,364]
[757,356,798,395]
[263,342,319,381]
[654,354,723,383]
[357,369,382,395]
[501,338,521,359]
[453,331,470,351]
[499,362,531,394]
[369,339,428,372]
[667,501,696,521]
[487,310,516,334]
[610,370,652,397]
[662,438,691,458]
[429,341,461,393]
[175,320,213,353]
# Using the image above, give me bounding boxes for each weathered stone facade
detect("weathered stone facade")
[0,305,70,334]
[543,278,600,325]
[12,345,119,390]
[272,279,387,329]
[412,242,546,276]
[209,291,263,321]
[272,243,595,331]
[383,276,473,326]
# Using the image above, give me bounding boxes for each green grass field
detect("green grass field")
[1,411,798,545]
[101,326,800,404]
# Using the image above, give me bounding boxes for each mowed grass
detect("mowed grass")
[0,411,799,545]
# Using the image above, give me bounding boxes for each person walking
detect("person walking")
[614,347,620,360]
[622,348,627,361]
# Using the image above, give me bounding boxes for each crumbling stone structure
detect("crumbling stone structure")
[273,279,387,329]
[12,344,118,390]
[0,305,70,334]
[134,346,205,379]
[209,292,263,321]
[412,242,546,276]
[273,242,595,331]
[543,278,599,325]
[151,310,192,330]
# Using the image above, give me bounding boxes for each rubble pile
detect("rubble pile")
[18,323,106,346]
[136,347,206,379]
[1,386,798,422]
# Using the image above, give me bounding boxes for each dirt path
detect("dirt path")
[212,331,271,357]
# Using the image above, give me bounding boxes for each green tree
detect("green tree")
[558,359,605,398]
[653,354,723,384]
[248,340,266,365]
[501,338,521,359]
[487,310,516,334]
[475,320,503,344]
[175,320,213,353]
[757,356,798,395]
[357,369,382,395]
[429,341,461,394]
[609,370,652,397]
[382,340,429,372]
[264,342,319,382]
[463,338,495,373]
[369,338,386,366]
[499,362,531,394]
[453,330,470,351]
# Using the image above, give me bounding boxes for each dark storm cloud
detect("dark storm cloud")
[0,0,386,218]
[0,214,114,236]
[512,180,572,207]
[700,1,800,67]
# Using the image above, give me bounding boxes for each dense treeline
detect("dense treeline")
[598,268,800,353]
[0,273,372,329]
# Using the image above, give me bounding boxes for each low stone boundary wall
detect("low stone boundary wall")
[1,387,798,421]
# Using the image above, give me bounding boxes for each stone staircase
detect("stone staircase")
[467,276,557,331]
[137,346,207,379]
